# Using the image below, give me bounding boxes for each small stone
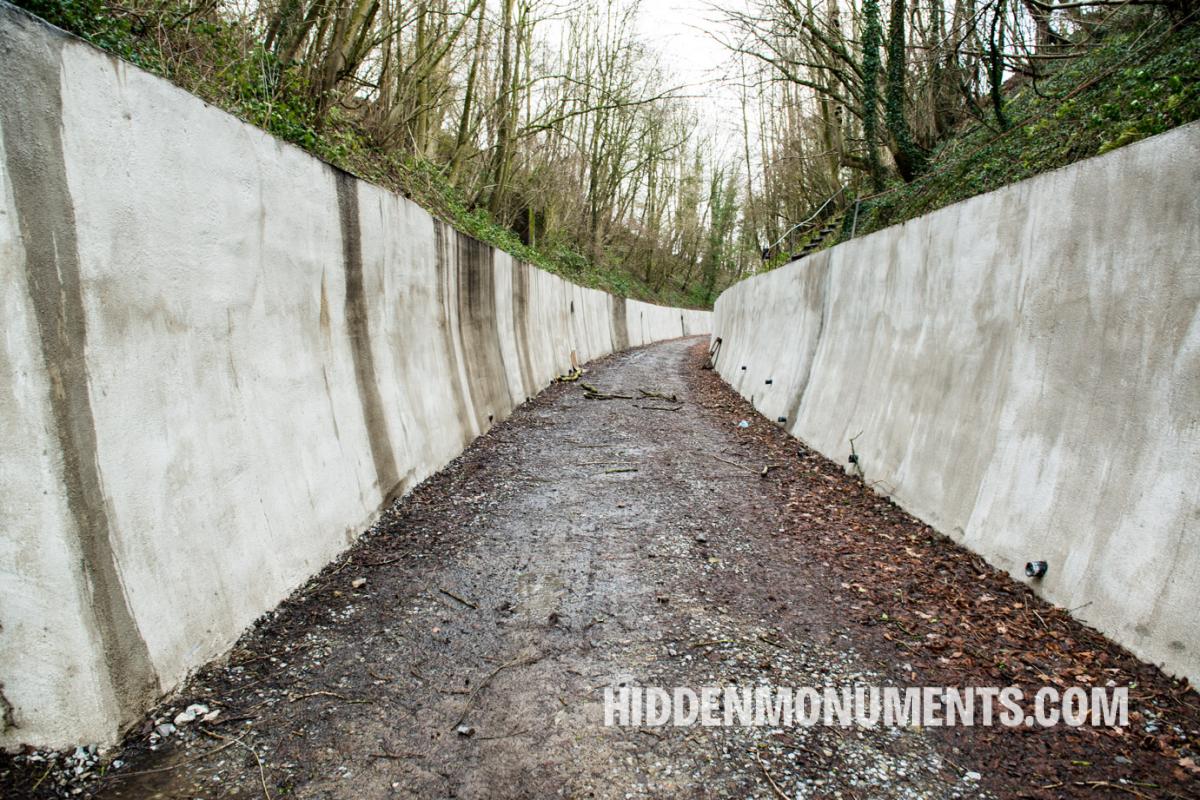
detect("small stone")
[202,709,221,723]
[173,710,196,726]
[352,578,367,589]
[154,723,176,737]
[455,724,475,737]
[963,771,981,781]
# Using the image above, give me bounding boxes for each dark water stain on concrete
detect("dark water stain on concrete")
[783,253,833,427]
[334,171,401,502]
[0,4,161,727]
[432,220,474,443]
[511,261,538,399]
[609,295,629,353]
[453,230,510,432]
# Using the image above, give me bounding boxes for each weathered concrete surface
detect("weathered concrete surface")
[61,339,963,800]
[0,3,708,749]
[8,338,1195,799]
[713,120,1200,684]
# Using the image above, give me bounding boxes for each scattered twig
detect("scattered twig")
[369,747,420,760]
[476,728,534,741]
[287,690,368,705]
[848,431,865,478]
[711,455,758,474]
[107,731,250,779]
[603,467,639,474]
[454,654,543,729]
[1074,780,1152,799]
[636,404,683,412]
[200,729,271,800]
[360,556,404,567]
[439,587,479,610]
[30,763,54,790]
[755,752,790,800]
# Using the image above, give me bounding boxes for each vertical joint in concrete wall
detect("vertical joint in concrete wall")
[511,262,536,398]
[610,296,629,352]
[334,171,401,503]
[784,258,834,427]
[0,5,161,726]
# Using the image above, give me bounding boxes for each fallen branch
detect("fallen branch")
[581,382,632,400]
[585,391,633,400]
[639,388,679,403]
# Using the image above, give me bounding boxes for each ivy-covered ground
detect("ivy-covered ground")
[847,12,1200,242]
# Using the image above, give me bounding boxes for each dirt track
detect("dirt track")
[6,337,1197,799]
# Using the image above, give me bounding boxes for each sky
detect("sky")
[633,0,748,159]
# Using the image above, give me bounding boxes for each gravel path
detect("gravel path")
[7,337,1196,799]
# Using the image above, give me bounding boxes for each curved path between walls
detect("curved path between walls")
[5,338,1195,800]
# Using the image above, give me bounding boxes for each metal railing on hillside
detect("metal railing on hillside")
[762,187,844,261]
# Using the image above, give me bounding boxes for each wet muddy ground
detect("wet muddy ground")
[4,337,1197,799]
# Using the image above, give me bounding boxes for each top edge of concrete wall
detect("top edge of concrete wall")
[0,1,704,315]
[722,118,1200,299]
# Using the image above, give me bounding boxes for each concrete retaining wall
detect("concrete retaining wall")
[714,120,1200,684]
[0,4,708,749]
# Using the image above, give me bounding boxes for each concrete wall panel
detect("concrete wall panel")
[0,3,709,749]
[713,120,1200,684]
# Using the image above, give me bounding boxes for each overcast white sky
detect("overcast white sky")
[633,0,747,159]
